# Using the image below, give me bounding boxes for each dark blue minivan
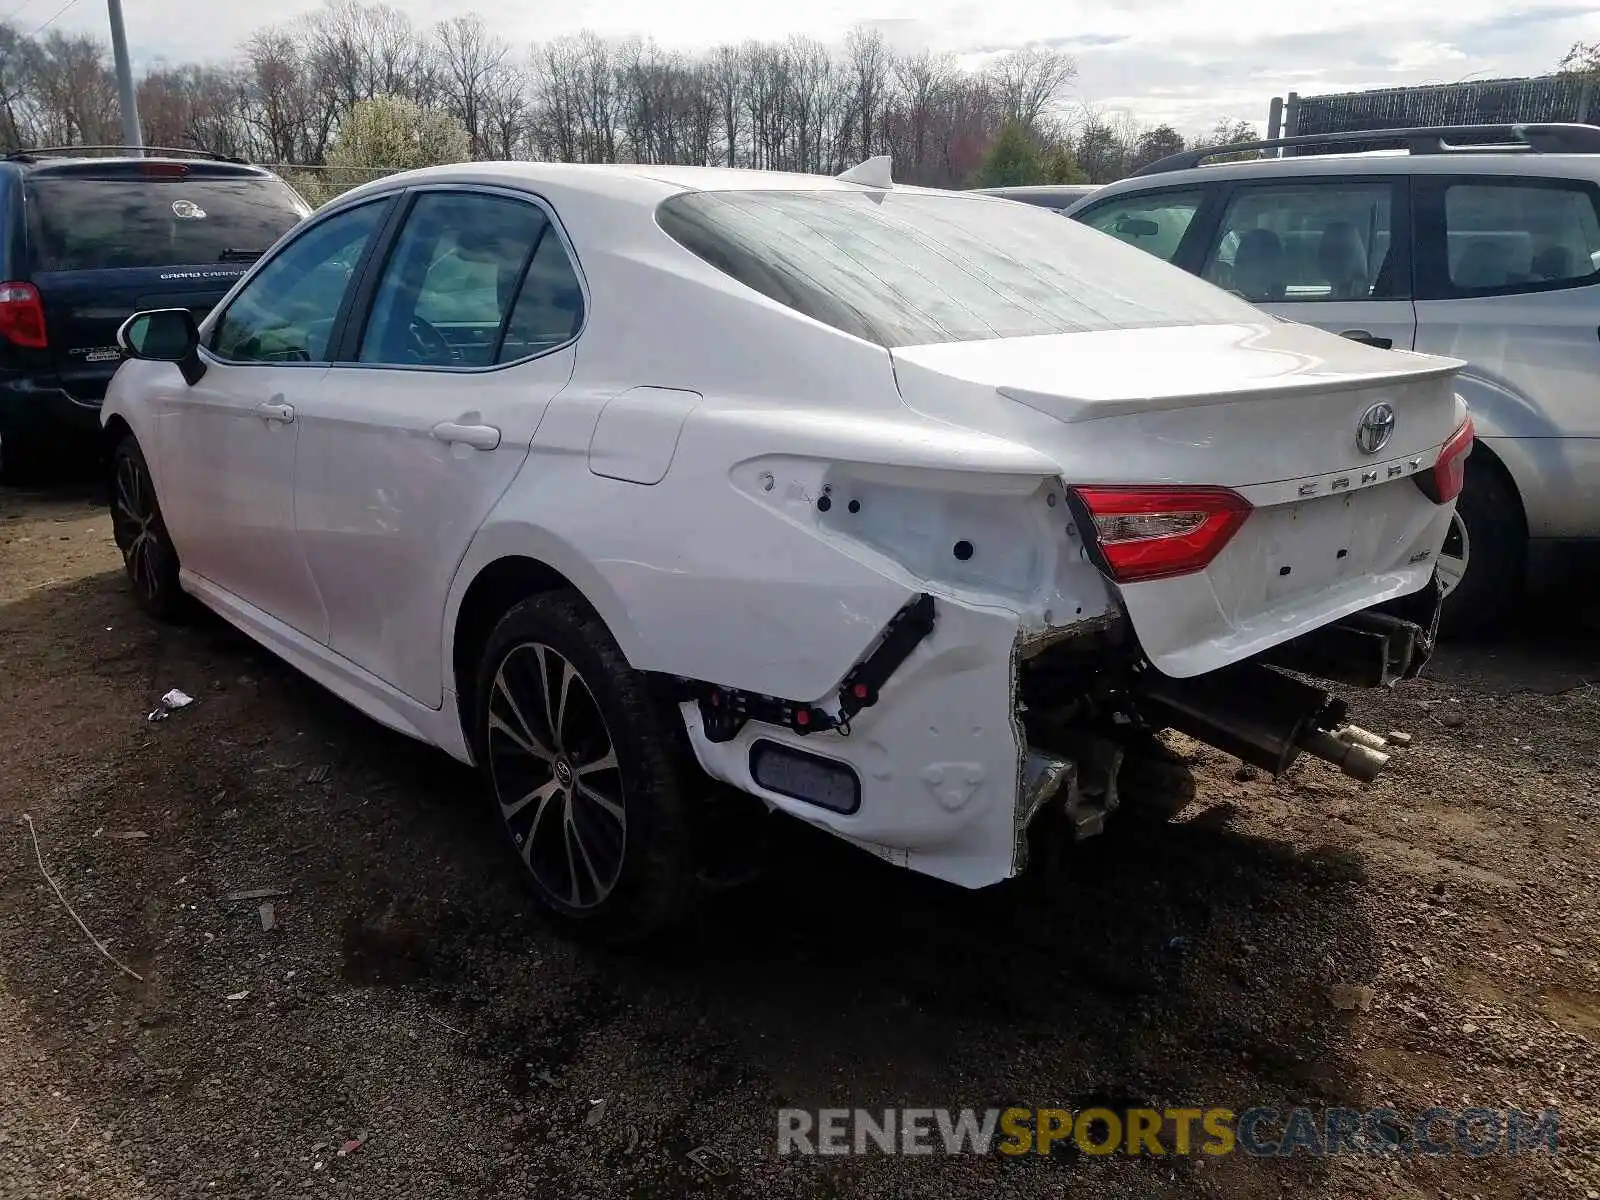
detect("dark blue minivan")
[0,148,311,478]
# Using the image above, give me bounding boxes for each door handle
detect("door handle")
[256,401,295,423]
[1338,329,1393,350]
[432,421,501,451]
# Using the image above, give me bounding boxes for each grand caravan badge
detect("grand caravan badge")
[171,199,207,219]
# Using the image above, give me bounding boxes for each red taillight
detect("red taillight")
[1070,485,1252,583]
[141,162,189,178]
[1415,417,1474,505]
[0,282,47,349]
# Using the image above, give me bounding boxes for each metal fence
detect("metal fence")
[1271,74,1598,149]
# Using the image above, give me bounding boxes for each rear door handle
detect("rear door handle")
[432,421,501,451]
[256,401,295,424]
[1338,329,1393,350]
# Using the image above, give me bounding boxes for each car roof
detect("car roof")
[5,145,266,168]
[333,160,999,208]
[1078,148,1600,207]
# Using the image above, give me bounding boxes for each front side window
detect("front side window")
[358,192,556,368]
[211,200,386,364]
[1078,190,1205,263]
[1202,182,1403,304]
[656,189,1258,348]
[1442,181,1600,293]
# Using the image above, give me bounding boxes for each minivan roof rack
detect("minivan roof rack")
[4,145,248,164]
[1131,122,1600,177]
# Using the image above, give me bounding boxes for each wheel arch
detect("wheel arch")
[101,412,134,473]
[1465,437,1527,537]
[102,412,134,451]
[444,526,647,755]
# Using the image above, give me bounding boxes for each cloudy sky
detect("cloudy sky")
[37,0,1600,135]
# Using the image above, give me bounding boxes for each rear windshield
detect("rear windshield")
[26,173,310,273]
[655,189,1259,348]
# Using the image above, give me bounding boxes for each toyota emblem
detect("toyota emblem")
[1355,402,1396,456]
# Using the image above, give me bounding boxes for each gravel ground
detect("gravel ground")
[2,481,1599,1200]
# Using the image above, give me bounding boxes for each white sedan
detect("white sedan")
[102,159,1473,941]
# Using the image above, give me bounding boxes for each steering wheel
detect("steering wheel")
[407,316,458,364]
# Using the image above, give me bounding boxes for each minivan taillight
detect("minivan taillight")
[0,282,47,349]
[1069,485,1253,583]
[1415,418,1474,505]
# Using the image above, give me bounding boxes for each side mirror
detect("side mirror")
[117,309,206,385]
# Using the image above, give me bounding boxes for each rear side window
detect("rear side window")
[500,225,585,359]
[1440,181,1600,294]
[1201,181,1404,303]
[656,189,1258,348]
[1078,190,1204,263]
[25,173,309,273]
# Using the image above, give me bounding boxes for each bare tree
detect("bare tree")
[0,23,42,149]
[301,0,427,111]
[29,32,117,147]
[481,59,531,160]
[707,44,744,167]
[0,12,1196,196]
[243,28,320,163]
[985,46,1076,132]
[575,31,618,162]
[138,66,250,156]
[435,13,508,157]
[530,37,582,163]
[890,49,955,183]
[843,25,892,162]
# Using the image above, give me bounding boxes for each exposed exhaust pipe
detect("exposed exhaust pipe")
[1133,662,1394,783]
[1302,728,1389,783]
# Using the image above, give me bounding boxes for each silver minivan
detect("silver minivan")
[1063,123,1600,636]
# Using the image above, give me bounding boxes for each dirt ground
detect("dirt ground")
[2,481,1598,1200]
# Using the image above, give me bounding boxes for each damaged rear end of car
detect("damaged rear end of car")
[890,318,1470,867]
[643,180,1470,890]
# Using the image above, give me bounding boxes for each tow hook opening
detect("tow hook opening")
[1132,661,1398,784]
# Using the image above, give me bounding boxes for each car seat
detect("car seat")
[1232,228,1285,301]
[1318,221,1368,299]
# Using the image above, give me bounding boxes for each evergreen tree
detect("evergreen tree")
[973,120,1044,188]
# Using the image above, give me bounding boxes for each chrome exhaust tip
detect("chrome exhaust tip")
[1300,727,1390,783]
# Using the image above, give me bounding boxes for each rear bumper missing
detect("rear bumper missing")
[683,570,1445,891]
[1260,571,1443,688]
[1126,574,1442,785]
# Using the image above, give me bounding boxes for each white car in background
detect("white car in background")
[1064,121,1600,636]
[102,157,1470,941]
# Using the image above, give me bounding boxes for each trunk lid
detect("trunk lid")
[32,266,249,402]
[891,319,1468,677]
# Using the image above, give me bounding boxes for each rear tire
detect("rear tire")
[109,435,187,622]
[473,591,697,943]
[1437,462,1524,639]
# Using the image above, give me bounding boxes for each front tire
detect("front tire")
[109,435,186,621]
[474,592,697,943]
[1437,463,1524,639]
